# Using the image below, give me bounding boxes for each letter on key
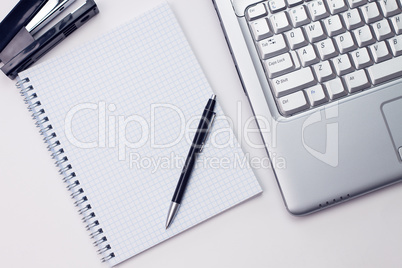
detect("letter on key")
[271,67,316,97]
[343,70,370,93]
[388,36,402,56]
[247,3,267,20]
[264,52,295,78]
[278,91,309,115]
[258,35,288,59]
[305,84,328,106]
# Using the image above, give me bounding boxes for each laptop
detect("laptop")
[212,0,402,215]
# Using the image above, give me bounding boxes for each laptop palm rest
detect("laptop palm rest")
[381,97,402,161]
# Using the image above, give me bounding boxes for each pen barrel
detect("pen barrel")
[172,151,196,203]
[171,99,216,203]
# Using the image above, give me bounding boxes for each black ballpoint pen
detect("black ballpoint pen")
[165,94,217,229]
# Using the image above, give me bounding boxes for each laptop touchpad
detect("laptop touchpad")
[382,97,402,161]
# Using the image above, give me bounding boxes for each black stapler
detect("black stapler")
[0,0,99,79]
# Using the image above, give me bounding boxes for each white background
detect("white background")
[0,0,401,267]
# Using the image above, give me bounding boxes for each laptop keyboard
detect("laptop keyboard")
[246,0,402,116]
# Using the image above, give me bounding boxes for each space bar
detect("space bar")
[367,56,402,85]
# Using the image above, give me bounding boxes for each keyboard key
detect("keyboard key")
[350,47,373,68]
[247,3,267,21]
[271,67,316,97]
[332,54,354,75]
[285,28,308,49]
[378,0,400,17]
[353,25,376,47]
[268,0,287,13]
[388,35,402,56]
[246,0,402,117]
[360,2,382,23]
[278,91,309,115]
[323,15,345,36]
[390,14,402,34]
[304,21,326,42]
[369,41,392,62]
[298,45,320,66]
[315,39,338,60]
[313,60,336,82]
[287,0,304,7]
[334,32,357,53]
[305,84,328,105]
[342,9,364,30]
[270,12,292,33]
[343,69,370,92]
[366,56,402,84]
[289,6,310,27]
[307,0,330,21]
[371,19,394,41]
[250,18,272,41]
[327,0,348,14]
[325,77,347,99]
[264,52,297,78]
[346,0,366,8]
[258,35,288,59]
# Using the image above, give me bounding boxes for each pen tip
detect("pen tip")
[165,202,180,230]
[211,94,216,100]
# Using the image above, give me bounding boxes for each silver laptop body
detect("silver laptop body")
[213,0,402,215]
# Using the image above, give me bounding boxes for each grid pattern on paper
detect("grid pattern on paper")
[20,3,262,266]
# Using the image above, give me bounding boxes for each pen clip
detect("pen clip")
[199,112,216,153]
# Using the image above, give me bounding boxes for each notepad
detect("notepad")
[17,3,262,266]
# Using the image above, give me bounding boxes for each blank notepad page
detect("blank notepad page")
[19,3,262,266]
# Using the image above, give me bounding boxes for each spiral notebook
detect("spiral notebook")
[16,3,262,266]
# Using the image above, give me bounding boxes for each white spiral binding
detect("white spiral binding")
[17,77,115,263]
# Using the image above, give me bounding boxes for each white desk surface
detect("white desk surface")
[0,0,401,267]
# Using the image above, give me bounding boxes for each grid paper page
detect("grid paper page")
[20,3,262,266]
